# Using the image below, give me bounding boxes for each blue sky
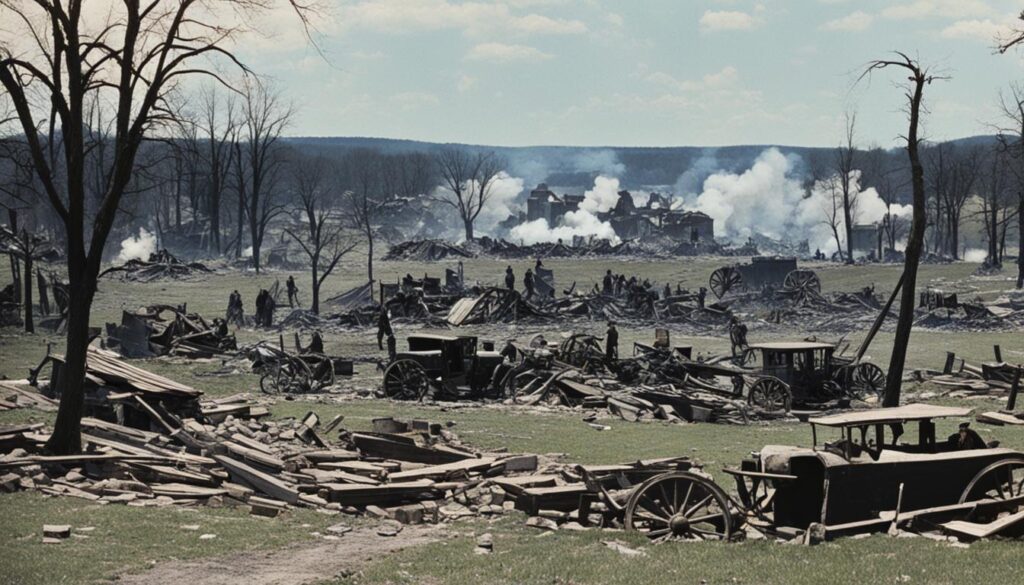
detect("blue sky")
[241,0,1024,147]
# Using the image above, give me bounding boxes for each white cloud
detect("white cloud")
[881,0,994,21]
[465,42,552,63]
[646,66,740,92]
[336,0,586,37]
[941,18,1008,42]
[822,11,873,31]
[388,91,439,110]
[699,10,759,32]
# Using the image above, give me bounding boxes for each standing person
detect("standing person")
[604,322,619,361]
[264,292,277,327]
[523,268,535,300]
[377,307,393,350]
[504,266,515,290]
[663,283,672,300]
[697,287,707,309]
[729,316,748,358]
[286,276,298,308]
[535,257,544,271]
[255,289,267,328]
[615,274,626,296]
[602,270,614,295]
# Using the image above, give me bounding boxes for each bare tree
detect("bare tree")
[235,80,293,273]
[861,147,910,254]
[860,52,944,407]
[994,83,1024,288]
[198,86,238,254]
[341,149,386,284]
[0,0,314,454]
[975,147,1016,267]
[285,156,355,314]
[835,112,859,263]
[433,149,504,241]
[998,11,1024,53]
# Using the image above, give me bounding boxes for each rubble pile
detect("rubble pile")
[913,348,1023,414]
[104,304,237,358]
[100,249,213,282]
[914,290,1024,331]
[383,240,475,261]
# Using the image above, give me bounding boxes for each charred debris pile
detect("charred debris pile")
[100,249,213,282]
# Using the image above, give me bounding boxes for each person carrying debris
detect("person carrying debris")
[948,422,988,450]
[286,276,298,308]
[504,266,515,290]
[377,307,393,350]
[523,268,535,300]
[729,316,748,358]
[603,270,614,295]
[604,322,618,361]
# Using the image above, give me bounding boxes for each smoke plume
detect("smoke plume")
[117,228,157,263]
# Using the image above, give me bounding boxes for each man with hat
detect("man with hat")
[604,321,619,362]
[948,422,987,450]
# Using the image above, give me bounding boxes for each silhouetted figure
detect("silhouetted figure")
[286,276,298,307]
[505,266,515,290]
[603,270,614,295]
[377,308,393,350]
[523,269,535,300]
[605,322,619,361]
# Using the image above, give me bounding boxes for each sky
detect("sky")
[236,0,1024,148]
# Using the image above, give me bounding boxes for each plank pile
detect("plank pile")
[99,249,213,282]
[105,304,237,358]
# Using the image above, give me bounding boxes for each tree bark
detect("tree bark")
[464,219,474,242]
[1018,193,1024,288]
[23,235,33,334]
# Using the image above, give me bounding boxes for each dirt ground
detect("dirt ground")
[114,524,442,585]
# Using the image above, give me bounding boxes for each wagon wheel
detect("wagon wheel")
[559,334,604,368]
[747,377,791,412]
[624,471,734,542]
[783,269,821,294]
[958,457,1024,505]
[382,359,431,401]
[849,363,886,400]
[307,357,336,392]
[502,369,543,399]
[709,267,743,299]
[259,363,283,395]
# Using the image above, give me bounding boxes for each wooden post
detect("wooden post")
[994,345,1003,363]
[1007,367,1022,412]
[855,271,905,362]
[943,352,956,375]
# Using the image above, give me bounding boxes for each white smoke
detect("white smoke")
[474,172,525,234]
[964,248,988,263]
[510,175,622,245]
[117,228,156,262]
[684,148,912,254]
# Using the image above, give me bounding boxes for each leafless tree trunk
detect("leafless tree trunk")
[286,156,355,314]
[861,53,943,407]
[0,0,314,454]
[835,113,859,263]
[341,150,385,284]
[433,149,504,241]
[198,87,238,254]
[994,84,1024,288]
[236,80,292,273]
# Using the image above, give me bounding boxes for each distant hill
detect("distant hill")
[283,135,1001,192]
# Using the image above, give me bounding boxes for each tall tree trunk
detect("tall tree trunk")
[236,190,244,259]
[210,194,221,253]
[367,234,374,284]
[464,219,473,242]
[23,237,33,334]
[883,77,927,408]
[311,261,320,315]
[1017,194,1024,288]
[842,200,853,263]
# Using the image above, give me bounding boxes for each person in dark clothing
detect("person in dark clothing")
[505,266,515,290]
[615,274,625,296]
[602,270,614,295]
[523,269,535,300]
[500,340,519,363]
[255,289,267,328]
[263,293,276,327]
[697,287,707,309]
[535,257,543,271]
[663,283,671,299]
[605,322,619,361]
[729,316,748,357]
[286,276,298,307]
[948,422,988,450]
[386,334,397,361]
[377,308,393,350]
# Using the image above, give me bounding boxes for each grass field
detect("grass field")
[1,255,1023,583]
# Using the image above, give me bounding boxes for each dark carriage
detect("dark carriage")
[743,342,885,412]
[381,333,504,401]
[581,405,1024,542]
[708,255,819,299]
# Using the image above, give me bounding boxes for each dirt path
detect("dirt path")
[114,525,441,585]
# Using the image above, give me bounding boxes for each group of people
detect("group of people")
[504,258,546,300]
[224,277,301,328]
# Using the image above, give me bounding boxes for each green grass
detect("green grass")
[335,515,1024,585]
[0,492,335,585]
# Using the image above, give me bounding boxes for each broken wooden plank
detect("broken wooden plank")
[214,455,299,504]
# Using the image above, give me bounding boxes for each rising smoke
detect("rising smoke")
[681,148,912,253]
[510,175,623,245]
[117,228,157,263]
